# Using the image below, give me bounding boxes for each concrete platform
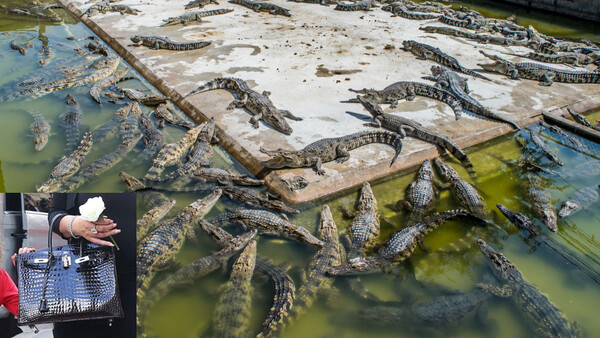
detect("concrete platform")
[58,0,600,204]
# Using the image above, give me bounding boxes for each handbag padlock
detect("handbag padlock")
[62,254,71,268]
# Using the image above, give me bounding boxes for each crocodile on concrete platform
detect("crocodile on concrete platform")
[221,185,300,214]
[348,81,464,120]
[345,182,381,257]
[425,66,520,129]
[433,157,489,220]
[478,50,600,86]
[356,95,471,166]
[29,111,50,152]
[334,0,377,11]
[136,190,222,296]
[507,51,594,67]
[419,26,528,47]
[229,0,292,16]
[194,167,264,186]
[396,159,435,225]
[161,9,233,26]
[260,131,403,175]
[327,209,477,275]
[185,77,302,134]
[62,94,81,153]
[212,239,257,338]
[529,129,564,166]
[476,239,581,337]
[381,3,441,20]
[129,35,212,51]
[112,87,167,106]
[152,103,196,130]
[145,122,204,178]
[137,199,176,242]
[558,187,599,218]
[288,0,336,6]
[210,209,324,246]
[90,67,128,104]
[402,40,490,81]
[526,175,557,232]
[185,0,220,9]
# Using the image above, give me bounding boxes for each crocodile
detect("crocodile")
[229,0,292,16]
[212,239,257,338]
[348,81,464,120]
[210,209,324,246]
[345,182,381,257]
[356,95,471,166]
[558,187,599,218]
[119,171,173,210]
[476,239,581,337]
[29,111,50,151]
[119,102,142,144]
[566,107,600,132]
[334,0,377,11]
[136,114,165,165]
[152,103,196,130]
[193,167,264,186]
[62,94,82,153]
[396,159,435,225]
[280,205,345,334]
[540,121,588,153]
[425,66,520,129]
[92,103,131,144]
[185,77,302,135]
[84,2,141,16]
[382,3,441,20]
[529,130,564,166]
[497,204,600,286]
[283,175,309,191]
[433,157,489,220]
[401,40,490,81]
[526,175,557,232]
[8,8,61,22]
[136,190,222,296]
[10,37,33,55]
[184,0,220,9]
[137,228,257,336]
[221,185,300,214]
[143,118,216,185]
[478,50,600,86]
[90,67,128,104]
[161,9,233,26]
[129,35,212,51]
[260,131,403,175]
[112,87,167,106]
[198,220,294,338]
[358,288,493,329]
[288,0,335,6]
[144,122,204,178]
[327,209,477,275]
[419,26,528,47]
[137,199,176,242]
[507,51,594,67]
[38,45,51,67]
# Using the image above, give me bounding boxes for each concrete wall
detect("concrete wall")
[500,0,600,22]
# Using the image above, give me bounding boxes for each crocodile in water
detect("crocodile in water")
[112,87,167,106]
[529,129,564,166]
[145,122,204,178]
[558,187,599,218]
[90,67,128,104]
[120,171,172,210]
[185,77,302,135]
[526,175,557,232]
[566,107,600,132]
[194,167,264,186]
[152,103,196,130]
[129,35,211,50]
[222,185,300,214]
[396,159,435,225]
[137,199,176,242]
[345,182,381,257]
[476,239,581,337]
[62,94,81,153]
[29,111,50,151]
[10,37,33,55]
[260,131,403,175]
[119,102,142,144]
[161,9,233,26]
[136,113,165,165]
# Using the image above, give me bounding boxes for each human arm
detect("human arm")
[0,269,19,316]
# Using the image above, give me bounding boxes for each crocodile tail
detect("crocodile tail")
[460,67,491,81]
[184,77,236,97]
[200,8,234,17]
[358,131,403,166]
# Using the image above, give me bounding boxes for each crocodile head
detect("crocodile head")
[326,256,382,276]
[496,204,538,234]
[401,40,417,51]
[263,111,293,135]
[34,133,49,151]
[260,154,299,169]
[558,200,581,218]
[218,229,258,261]
[417,159,434,181]
[477,239,522,282]
[357,182,377,213]
[289,224,324,247]
[119,171,146,191]
[477,50,514,75]
[66,94,77,106]
[318,205,339,243]
[130,35,142,43]
[37,178,61,193]
[186,189,222,219]
[356,95,384,118]
[230,239,257,274]
[432,157,459,181]
[430,65,445,77]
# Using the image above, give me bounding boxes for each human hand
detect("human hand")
[72,215,121,247]
[11,247,36,266]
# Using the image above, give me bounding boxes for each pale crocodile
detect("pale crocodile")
[229,0,292,16]
[129,35,212,50]
[161,9,233,26]
[29,111,50,151]
[334,0,377,11]
[558,187,599,218]
[152,103,195,130]
[145,122,204,178]
[90,67,128,104]
[137,199,176,242]
[194,167,264,186]
[396,159,435,225]
[221,185,300,214]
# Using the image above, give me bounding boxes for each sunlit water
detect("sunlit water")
[1,1,599,337]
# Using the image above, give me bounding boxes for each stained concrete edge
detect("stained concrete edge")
[543,95,600,144]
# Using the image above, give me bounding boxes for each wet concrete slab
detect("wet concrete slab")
[58,0,600,204]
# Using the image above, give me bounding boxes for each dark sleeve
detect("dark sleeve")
[48,193,69,239]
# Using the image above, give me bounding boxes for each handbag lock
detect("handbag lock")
[62,254,71,268]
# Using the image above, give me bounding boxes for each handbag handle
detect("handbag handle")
[47,216,86,257]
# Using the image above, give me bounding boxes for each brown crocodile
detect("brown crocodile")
[566,107,600,132]
[144,122,204,178]
[348,81,464,120]
[478,50,600,86]
[137,199,176,242]
[185,77,302,135]
[152,103,195,130]
[92,103,131,144]
[193,167,264,186]
[396,159,435,225]
[210,209,324,246]
[161,9,233,26]
[260,131,403,175]
[221,185,300,214]
[283,175,309,191]
[356,95,472,166]
[90,67,128,104]
[476,239,581,337]
[402,40,490,81]
[136,190,222,296]
[229,0,292,16]
[129,35,212,50]
[62,94,82,153]
[29,111,50,152]
[119,102,142,144]
[10,37,33,55]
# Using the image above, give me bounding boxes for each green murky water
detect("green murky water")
[1,1,600,337]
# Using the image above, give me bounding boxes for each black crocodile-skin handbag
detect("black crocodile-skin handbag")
[16,227,124,325]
